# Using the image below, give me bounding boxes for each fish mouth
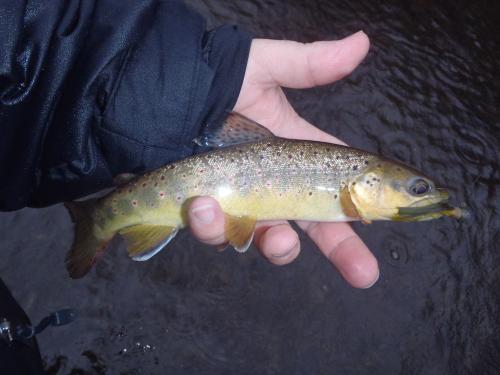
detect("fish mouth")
[394,189,467,221]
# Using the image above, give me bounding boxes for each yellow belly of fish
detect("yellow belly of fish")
[132,188,350,230]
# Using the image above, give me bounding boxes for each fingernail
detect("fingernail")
[344,30,365,40]
[362,269,380,289]
[270,250,292,259]
[270,242,299,259]
[191,204,215,224]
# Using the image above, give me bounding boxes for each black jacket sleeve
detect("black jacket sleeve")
[0,0,252,210]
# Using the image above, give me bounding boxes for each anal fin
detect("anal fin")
[119,225,178,261]
[225,214,256,253]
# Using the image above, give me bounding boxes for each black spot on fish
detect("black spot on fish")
[160,175,165,180]
[364,160,369,165]
[334,194,338,199]
[353,165,358,171]
[309,192,313,196]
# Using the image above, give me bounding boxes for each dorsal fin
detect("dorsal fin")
[194,111,275,148]
[113,173,137,186]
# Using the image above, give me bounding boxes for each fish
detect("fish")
[64,112,466,278]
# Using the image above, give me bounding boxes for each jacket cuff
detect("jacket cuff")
[198,25,253,136]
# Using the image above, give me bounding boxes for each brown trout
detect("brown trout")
[65,112,464,278]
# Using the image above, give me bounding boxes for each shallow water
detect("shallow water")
[1,0,499,374]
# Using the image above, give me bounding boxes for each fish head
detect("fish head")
[348,159,463,221]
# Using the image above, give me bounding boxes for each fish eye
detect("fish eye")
[408,178,431,196]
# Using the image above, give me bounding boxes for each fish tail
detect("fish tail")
[64,199,113,279]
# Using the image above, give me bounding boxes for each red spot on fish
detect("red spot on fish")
[160,175,165,180]
[142,183,147,187]
[159,192,165,199]
[131,200,138,207]
[176,195,182,201]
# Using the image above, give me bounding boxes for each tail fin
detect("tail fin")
[64,199,112,279]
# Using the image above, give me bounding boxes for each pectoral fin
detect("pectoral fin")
[225,214,256,253]
[340,186,362,220]
[119,224,178,261]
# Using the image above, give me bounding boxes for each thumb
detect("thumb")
[254,31,369,89]
[187,196,227,245]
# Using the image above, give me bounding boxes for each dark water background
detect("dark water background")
[1,0,499,374]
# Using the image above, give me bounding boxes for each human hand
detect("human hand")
[188,31,379,289]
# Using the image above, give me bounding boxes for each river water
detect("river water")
[1,0,499,374]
